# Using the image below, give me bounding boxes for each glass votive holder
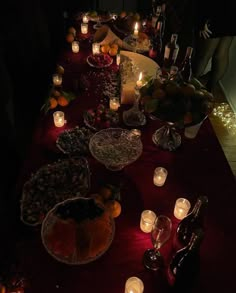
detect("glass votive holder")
[109,97,120,111]
[174,198,191,220]
[52,74,62,86]
[125,277,144,293]
[53,111,65,127]
[140,210,156,233]
[72,40,80,53]
[81,23,88,34]
[92,42,100,55]
[129,129,141,139]
[82,14,89,23]
[153,167,168,187]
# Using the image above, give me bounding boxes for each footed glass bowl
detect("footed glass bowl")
[89,128,143,170]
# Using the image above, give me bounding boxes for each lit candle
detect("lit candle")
[92,42,100,55]
[52,74,62,86]
[72,41,80,53]
[53,111,65,127]
[109,97,120,111]
[82,14,89,23]
[129,129,141,139]
[81,23,88,34]
[116,53,121,66]
[153,167,168,187]
[174,198,191,220]
[125,277,144,293]
[140,210,156,233]
[136,72,143,88]
[133,22,139,37]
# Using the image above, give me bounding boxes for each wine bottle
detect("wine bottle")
[179,46,193,82]
[163,34,179,70]
[176,195,208,248]
[167,229,204,292]
[149,21,163,65]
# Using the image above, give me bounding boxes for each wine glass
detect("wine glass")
[143,215,172,271]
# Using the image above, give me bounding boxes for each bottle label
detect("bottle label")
[164,47,170,59]
[172,48,179,62]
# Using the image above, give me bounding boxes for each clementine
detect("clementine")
[110,43,119,51]
[66,33,75,43]
[99,186,113,201]
[58,96,69,107]
[49,97,58,109]
[108,47,118,56]
[101,44,110,54]
[105,200,121,218]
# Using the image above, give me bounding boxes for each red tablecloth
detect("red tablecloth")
[15,21,236,293]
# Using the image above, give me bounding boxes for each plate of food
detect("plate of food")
[56,126,93,155]
[123,33,151,53]
[21,157,91,226]
[87,53,113,68]
[41,197,115,265]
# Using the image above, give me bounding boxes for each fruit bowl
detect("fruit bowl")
[87,53,113,68]
[89,128,143,170]
[83,104,119,131]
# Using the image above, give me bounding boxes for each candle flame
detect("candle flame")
[134,22,138,30]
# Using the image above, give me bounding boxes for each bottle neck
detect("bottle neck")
[191,196,208,219]
[170,34,178,46]
[184,47,193,60]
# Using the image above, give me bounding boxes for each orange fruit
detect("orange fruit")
[101,44,110,54]
[90,193,105,205]
[66,33,75,43]
[110,43,119,50]
[58,96,69,106]
[68,26,76,36]
[49,97,58,109]
[105,200,121,218]
[99,186,113,201]
[56,64,65,75]
[108,47,118,56]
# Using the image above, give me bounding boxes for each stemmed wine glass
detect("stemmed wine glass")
[143,215,172,271]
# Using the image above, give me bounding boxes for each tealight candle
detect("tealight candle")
[174,198,191,220]
[109,97,120,111]
[116,53,121,66]
[81,23,88,34]
[125,277,144,293]
[153,167,168,187]
[82,14,89,23]
[136,72,143,88]
[92,42,100,55]
[133,22,139,37]
[53,111,65,127]
[72,41,80,53]
[140,210,156,233]
[52,74,62,86]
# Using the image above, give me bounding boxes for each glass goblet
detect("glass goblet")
[143,215,172,271]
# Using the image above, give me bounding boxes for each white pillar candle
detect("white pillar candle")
[133,22,139,37]
[82,14,89,23]
[153,167,168,187]
[53,111,65,127]
[174,198,191,220]
[116,53,121,66]
[72,41,80,53]
[92,42,100,55]
[52,74,62,86]
[125,277,144,293]
[109,97,120,111]
[140,210,156,233]
[81,23,88,34]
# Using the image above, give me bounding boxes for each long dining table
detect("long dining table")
[14,16,236,293]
